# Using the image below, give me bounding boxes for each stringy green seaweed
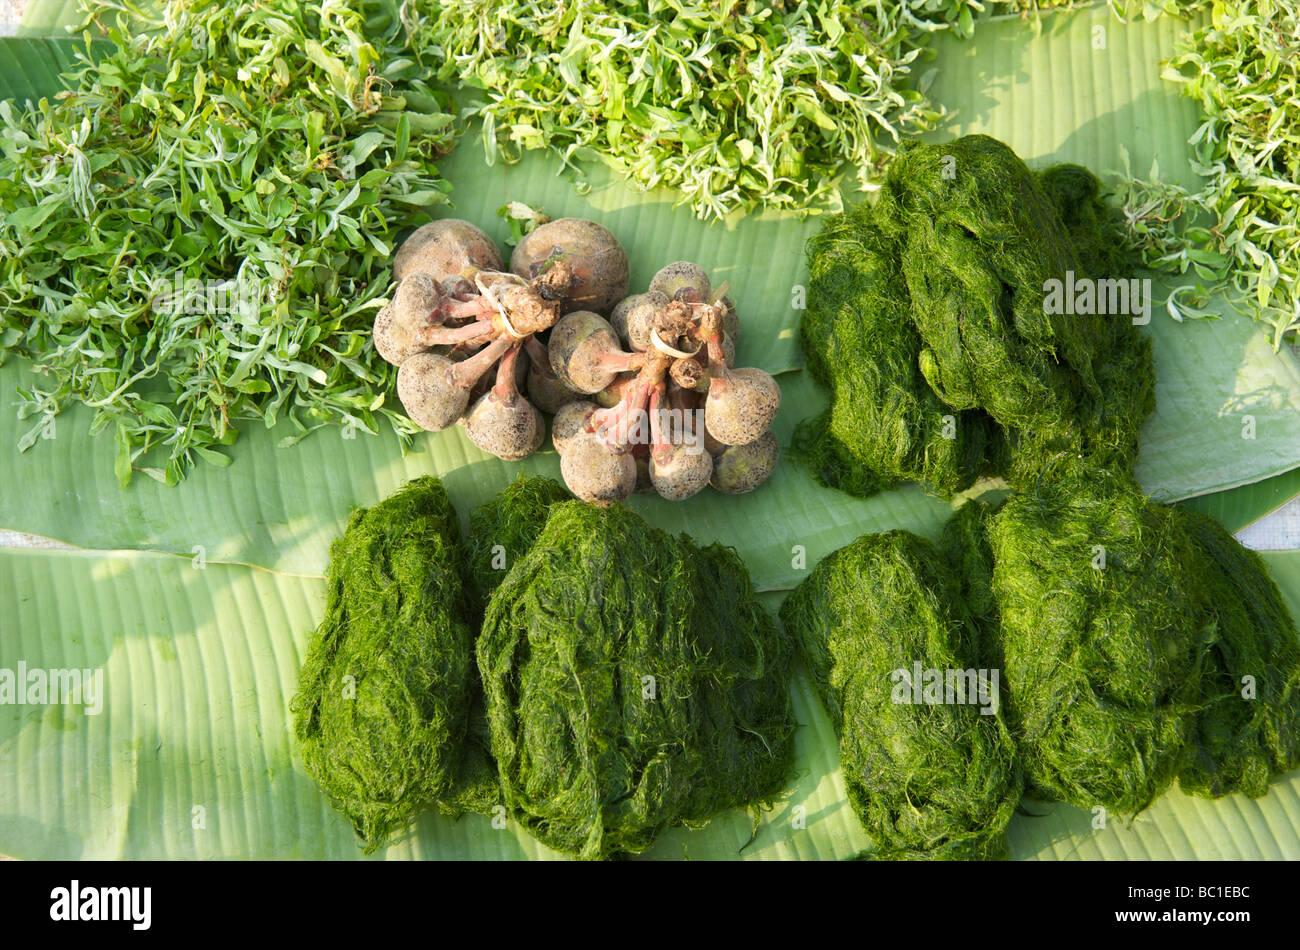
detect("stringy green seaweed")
[796,134,1154,498]
[452,476,578,818]
[463,475,571,616]
[785,478,1300,856]
[989,475,1210,815]
[1176,508,1300,799]
[291,476,479,852]
[478,501,795,859]
[780,527,1022,860]
[795,196,998,497]
[939,497,1000,631]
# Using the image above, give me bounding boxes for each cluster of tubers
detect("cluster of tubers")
[376,216,781,504]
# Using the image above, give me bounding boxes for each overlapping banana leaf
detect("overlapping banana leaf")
[2,3,1300,859]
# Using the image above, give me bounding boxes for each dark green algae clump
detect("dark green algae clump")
[782,477,1300,858]
[290,477,480,852]
[780,527,1022,860]
[991,479,1300,809]
[988,477,1211,815]
[462,474,571,616]
[293,475,796,858]
[1175,508,1300,799]
[795,134,1154,498]
[478,500,796,859]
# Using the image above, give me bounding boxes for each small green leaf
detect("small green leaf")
[114,425,132,488]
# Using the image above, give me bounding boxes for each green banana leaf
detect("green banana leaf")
[0,36,92,102]
[11,0,88,37]
[2,3,1300,860]
[1180,466,1300,536]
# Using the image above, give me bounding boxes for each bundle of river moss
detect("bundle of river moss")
[478,501,795,859]
[291,477,479,852]
[1176,508,1300,799]
[989,480,1300,812]
[989,476,1210,815]
[780,529,1022,860]
[786,476,1300,856]
[796,134,1155,498]
[463,475,572,615]
[939,498,999,631]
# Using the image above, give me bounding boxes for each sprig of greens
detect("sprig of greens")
[1113,0,1299,346]
[1109,145,1227,321]
[1164,0,1300,346]
[0,0,456,485]
[402,0,990,220]
[496,200,549,247]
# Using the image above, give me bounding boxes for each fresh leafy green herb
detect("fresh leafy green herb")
[495,200,549,248]
[402,0,987,220]
[0,0,456,485]
[1116,0,1299,346]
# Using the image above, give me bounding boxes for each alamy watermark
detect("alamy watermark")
[602,407,708,454]
[1043,270,1152,325]
[50,881,151,930]
[890,661,1000,716]
[0,662,104,715]
[148,273,269,317]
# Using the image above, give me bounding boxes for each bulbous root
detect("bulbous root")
[649,261,711,304]
[710,429,779,494]
[594,373,637,409]
[548,311,644,394]
[397,336,513,432]
[586,358,665,451]
[526,333,580,414]
[696,306,779,445]
[560,433,636,506]
[394,219,503,284]
[373,302,425,366]
[704,367,781,446]
[397,352,470,431]
[510,218,630,316]
[463,345,542,460]
[610,291,669,352]
[551,400,598,455]
[648,387,712,500]
[375,272,466,365]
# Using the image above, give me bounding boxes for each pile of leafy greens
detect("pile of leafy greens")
[478,499,795,859]
[796,134,1155,499]
[1116,0,1300,347]
[401,0,988,220]
[0,0,455,485]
